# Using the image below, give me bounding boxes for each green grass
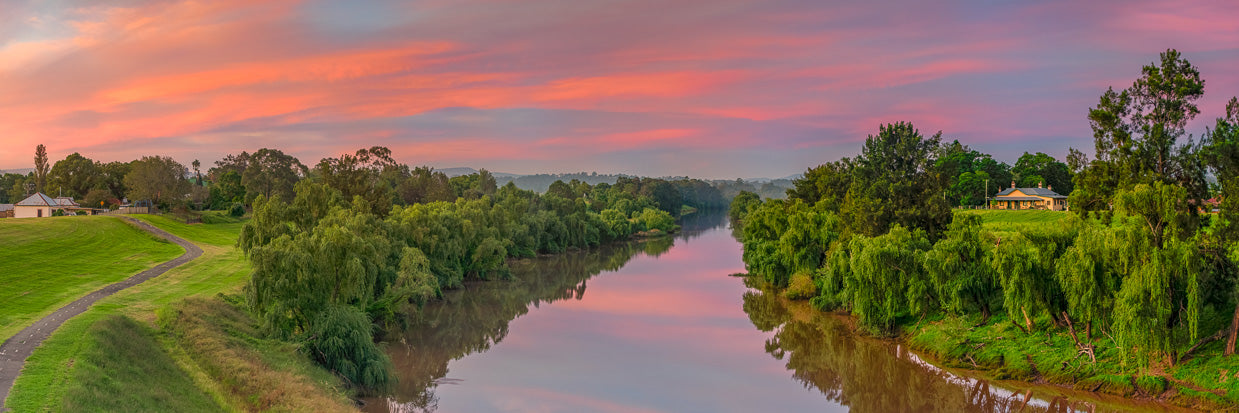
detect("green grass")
[957,209,1072,228]
[0,216,184,342]
[132,214,246,247]
[5,214,356,412]
[907,311,1239,410]
[59,315,222,412]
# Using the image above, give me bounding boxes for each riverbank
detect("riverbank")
[905,311,1239,411]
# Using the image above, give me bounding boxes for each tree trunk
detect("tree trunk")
[1021,306,1033,332]
[1227,301,1239,356]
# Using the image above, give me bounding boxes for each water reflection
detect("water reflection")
[366,221,692,412]
[364,212,1190,413]
[742,279,1193,413]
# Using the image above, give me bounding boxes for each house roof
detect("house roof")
[0,204,13,212]
[14,193,79,207]
[995,187,1067,199]
[15,193,58,206]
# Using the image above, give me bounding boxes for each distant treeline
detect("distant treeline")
[1,145,752,216]
[493,172,793,201]
[735,49,1239,371]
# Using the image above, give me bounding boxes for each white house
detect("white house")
[14,193,82,218]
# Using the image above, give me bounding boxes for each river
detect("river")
[362,213,1192,413]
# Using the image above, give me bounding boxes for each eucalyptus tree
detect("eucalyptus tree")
[242,148,307,204]
[123,156,189,205]
[48,152,100,198]
[1074,49,1208,216]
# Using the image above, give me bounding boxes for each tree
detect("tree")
[34,144,48,193]
[48,152,100,199]
[788,159,853,210]
[242,148,307,204]
[847,225,932,333]
[99,161,132,200]
[124,156,189,205]
[191,159,202,186]
[923,215,997,320]
[209,170,246,209]
[840,122,951,239]
[1080,49,1207,204]
[0,173,23,203]
[7,174,31,202]
[398,166,454,204]
[477,169,498,195]
[209,151,250,182]
[1012,152,1072,194]
[315,147,401,216]
[729,191,762,223]
[84,188,116,209]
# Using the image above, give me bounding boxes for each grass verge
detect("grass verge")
[0,216,183,342]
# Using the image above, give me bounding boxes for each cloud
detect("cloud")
[0,0,1236,178]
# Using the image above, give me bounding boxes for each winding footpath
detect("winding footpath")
[0,216,202,410]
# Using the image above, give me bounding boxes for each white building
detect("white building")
[14,193,82,218]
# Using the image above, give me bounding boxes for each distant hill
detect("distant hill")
[497,172,633,193]
[436,167,520,178]
[0,168,33,176]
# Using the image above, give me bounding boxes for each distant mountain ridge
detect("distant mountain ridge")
[0,168,34,176]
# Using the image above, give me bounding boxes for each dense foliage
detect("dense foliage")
[739,50,1239,372]
[236,148,710,391]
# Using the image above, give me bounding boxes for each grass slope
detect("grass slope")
[5,214,355,412]
[0,216,183,342]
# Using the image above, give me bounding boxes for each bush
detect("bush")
[228,203,245,217]
[305,306,393,394]
[784,271,818,300]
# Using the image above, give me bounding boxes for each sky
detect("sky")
[0,0,1237,179]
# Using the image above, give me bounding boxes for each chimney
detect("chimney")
[1048,184,1053,191]
[1011,180,1016,188]
[1038,181,1043,188]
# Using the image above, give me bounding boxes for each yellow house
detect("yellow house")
[990,181,1068,211]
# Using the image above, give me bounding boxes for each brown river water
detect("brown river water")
[362,213,1195,413]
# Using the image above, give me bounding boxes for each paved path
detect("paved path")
[0,216,202,410]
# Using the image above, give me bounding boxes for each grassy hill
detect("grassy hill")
[0,216,183,342]
[5,214,355,412]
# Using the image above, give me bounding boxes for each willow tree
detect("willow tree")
[923,215,997,320]
[1104,183,1202,367]
[991,234,1052,333]
[847,225,932,334]
[1055,225,1123,342]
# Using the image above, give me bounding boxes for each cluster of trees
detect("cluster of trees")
[737,49,1239,368]
[1,147,198,210]
[235,146,717,391]
[713,178,794,201]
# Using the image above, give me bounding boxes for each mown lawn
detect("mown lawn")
[956,209,1076,236]
[0,216,184,342]
[5,214,355,412]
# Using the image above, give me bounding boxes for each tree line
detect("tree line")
[2,145,727,219]
[231,145,727,392]
[735,49,1239,369]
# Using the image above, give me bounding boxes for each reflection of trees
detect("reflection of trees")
[742,287,1160,413]
[374,234,677,412]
